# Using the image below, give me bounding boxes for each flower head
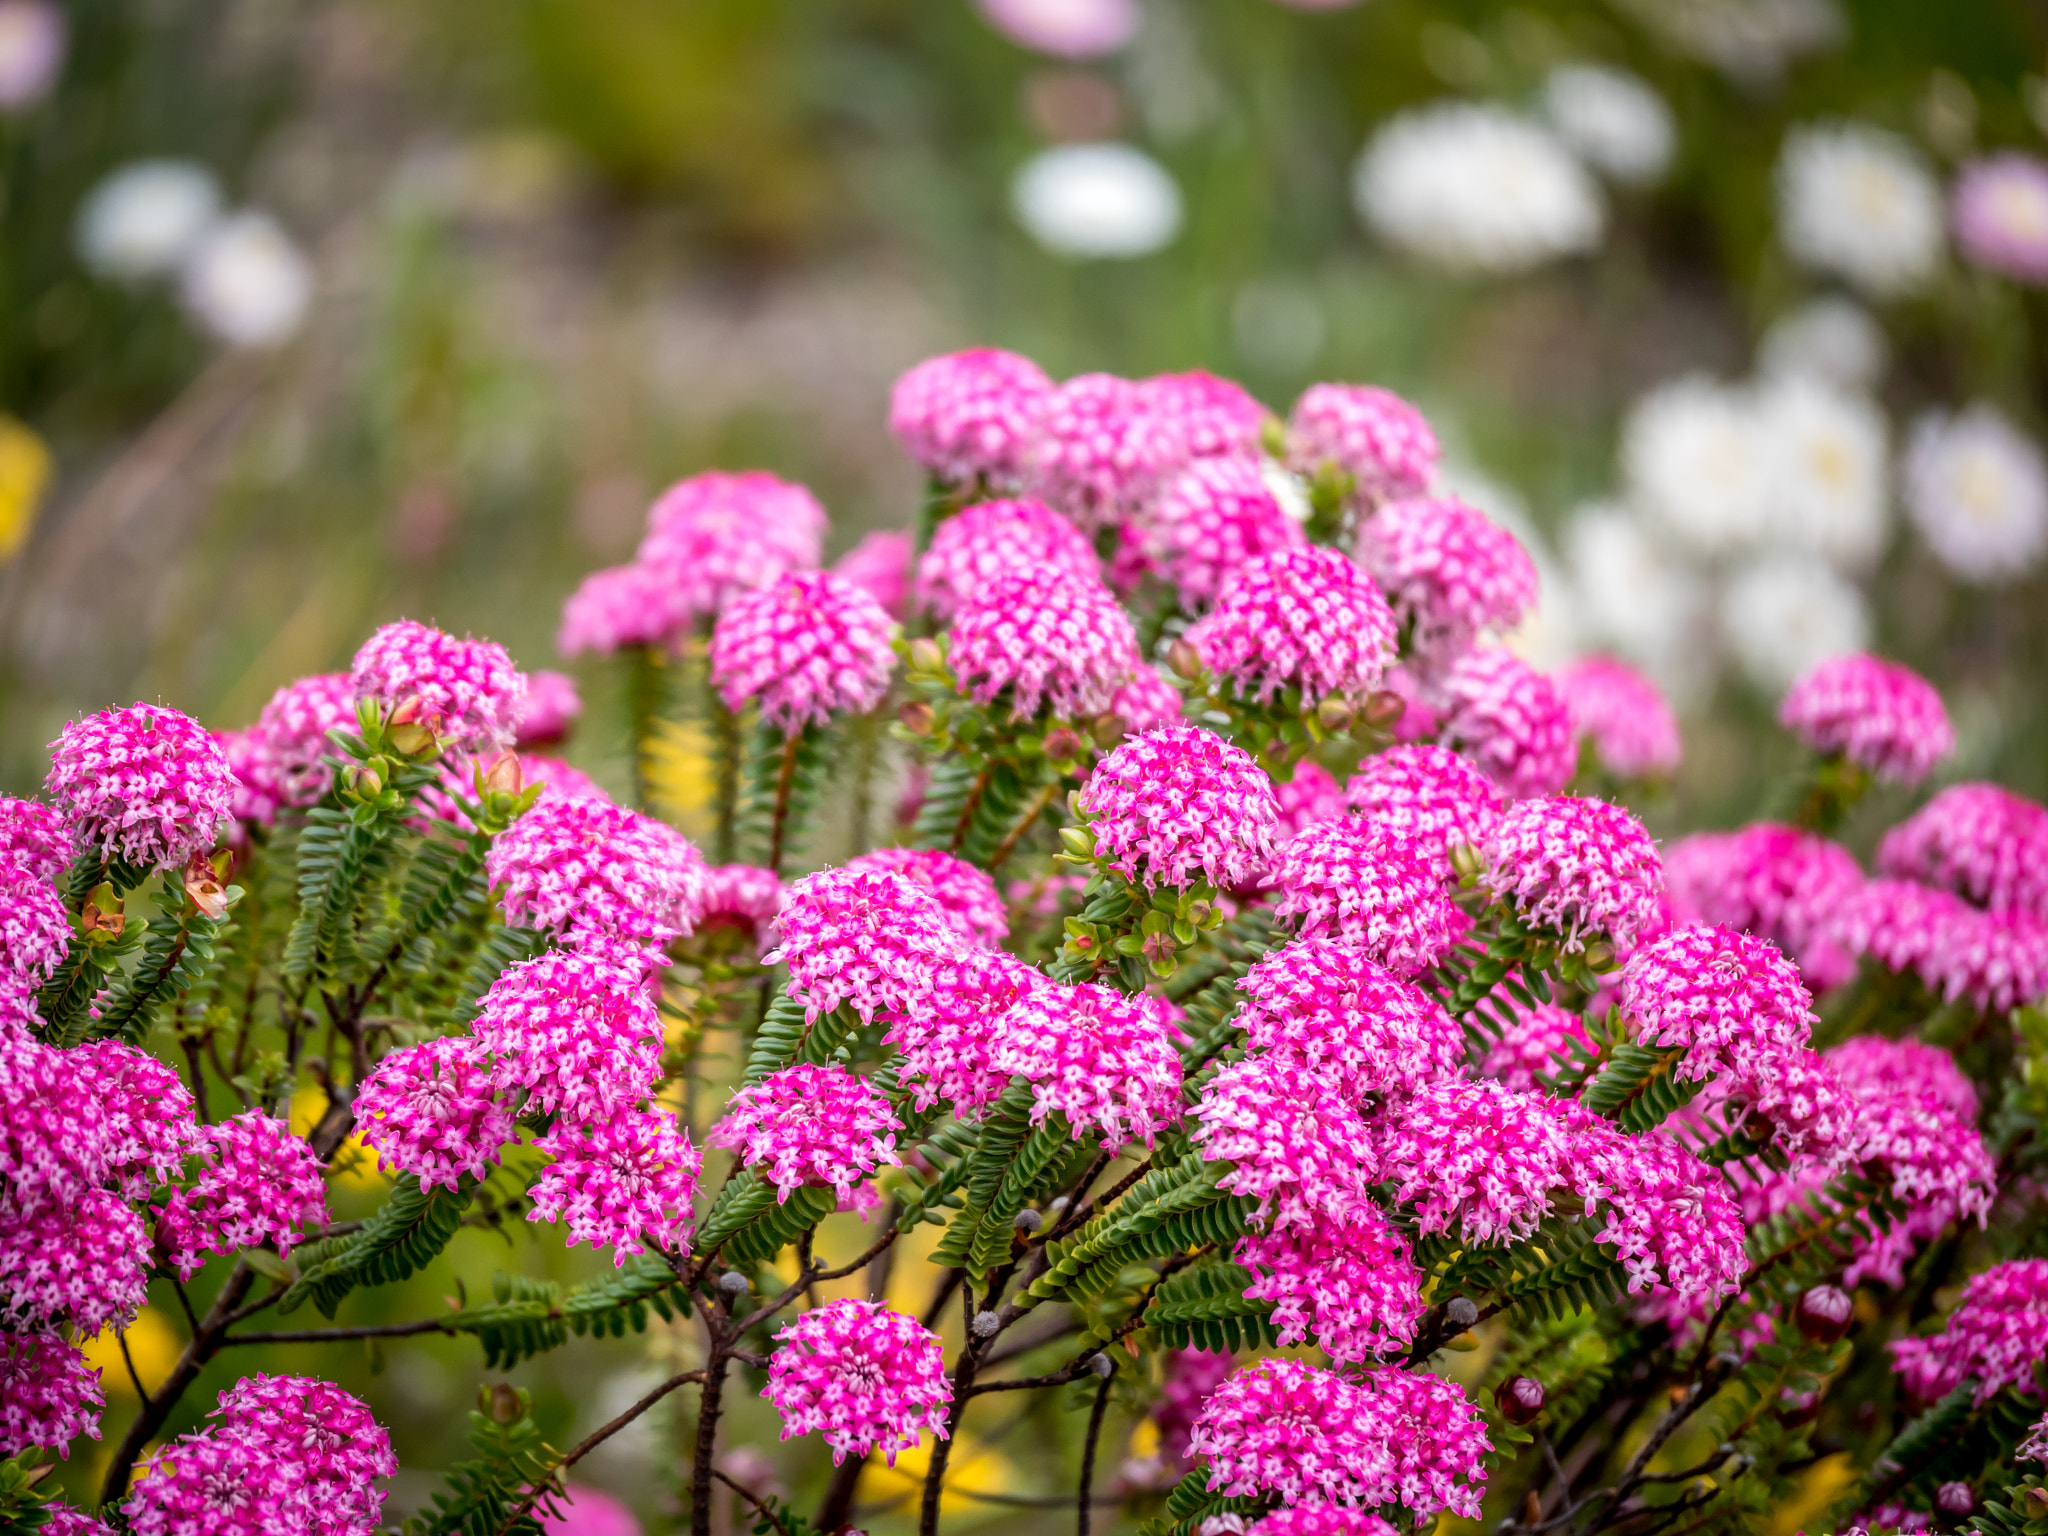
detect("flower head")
[1358,495,1538,655]
[0,1189,149,1333]
[0,1330,102,1460]
[711,1063,901,1204]
[1143,453,1305,611]
[1238,940,1464,1104]
[0,795,70,885]
[1286,384,1438,506]
[1561,1108,1746,1301]
[1481,1002,1592,1094]
[915,498,1100,622]
[69,1039,196,1198]
[1619,923,1816,1077]
[1111,666,1185,733]
[1184,546,1397,708]
[763,1299,952,1466]
[45,704,235,870]
[1665,824,1864,987]
[883,948,1047,1113]
[1953,153,2048,285]
[1270,821,1459,977]
[214,729,283,830]
[516,670,582,747]
[124,1430,301,1536]
[889,348,1053,486]
[1827,1035,1977,1122]
[1779,653,1952,785]
[209,1373,397,1531]
[471,947,664,1124]
[635,471,827,623]
[1271,760,1345,841]
[948,562,1143,722]
[832,530,915,621]
[1922,902,2048,1014]
[1140,370,1269,463]
[558,563,685,656]
[845,847,1007,948]
[1346,744,1504,875]
[1377,1079,1573,1246]
[990,981,1183,1147]
[1557,657,1683,780]
[1777,121,1942,298]
[771,865,965,1026]
[1193,1056,1379,1233]
[488,795,708,949]
[696,864,786,950]
[526,1105,700,1262]
[354,1034,517,1192]
[1484,795,1663,952]
[0,1032,120,1211]
[1024,372,1180,531]
[1902,404,2048,583]
[349,621,527,754]
[0,861,68,985]
[155,1111,329,1281]
[1876,783,2048,918]
[1890,1259,2048,1405]
[253,672,357,805]
[1079,727,1281,892]
[1438,649,1579,800]
[1235,1202,1428,1361]
[709,571,896,734]
[1251,1506,1400,1536]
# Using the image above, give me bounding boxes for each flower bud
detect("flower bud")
[1167,638,1203,681]
[1315,694,1355,734]
[1091,712,1127,748]
[478,750,522,798]
[1043,727,1085,763]
[1793,1285,1854,1343]
[1447,842,1486,882]
[81,882,126,938]
[345,762,385,799]
[1012,1208,1043,1232]
[1058,825,1096,859]
[1496,1377,1545,1426]
[485,1383,523,1424]
[908,638,945,675]
[972,1310,1001,1338]
[183,851,231,921]
[718,1271,751,1296]
[1364,689,1409,728]
[2022,1487,2048,1519]
[1445,1296,1479,1329]
[1936,1483,1974,1517]
[1087,1352,1114,1378]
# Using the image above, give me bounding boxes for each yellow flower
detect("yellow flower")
[0,415,52,561]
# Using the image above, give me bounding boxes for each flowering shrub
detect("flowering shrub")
[5,357,2048,1536]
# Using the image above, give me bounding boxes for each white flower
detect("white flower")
[1621,376,1773,556]
[76,160,220,281]
[179,212,312,349]
[1259,456,1312,525]
[1901,404,2048,583]
[1541,64,1675,188]
[0,0,64,111]
[973,0,1138,58]
[1562,503,1712,698]
[1776,121,1943,298]
[1720,556,1868,691]
[1353,102,1604,274]
[1757,295,1889,390]
[1012,143,1182,259]
[1610,0,1844,83]
[1755,375,1889,569]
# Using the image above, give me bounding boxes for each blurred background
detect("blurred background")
[9,0,2048,1523]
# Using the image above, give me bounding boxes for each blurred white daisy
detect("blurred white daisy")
[1776,121,1943,298]
[974,0,1138,58]
[1540,64,1675,188]
[76,160,221,281]
[1012,143,1182,259]
[1611,0,1843,84]
[179,212,312,349]
[1720,555,1869,692]
[1756,375,1889,569]
[1757,295,1889,390]
[1353,102,1605,275]
[0,0,63,110]
[1901,404,2048,582]
[1621,376,1772,556]
[1562,503,1713,699]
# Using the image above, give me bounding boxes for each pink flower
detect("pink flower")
[832,529,916,620]
[1481,1002,1592,1094]
[350,621,527,754]
[45,703,235,870]
[1271,760,1345,840]
[915,498,1100,622]
[696,864,786,950]
[1378,662,1439,743]
[1376,1078,1573,1246]
[1235,1201,1428,1359]
[69,1039,196,1198]
[521,754,605,803]
[215,728,284,830]
[1112,665,1186,732]
[210,1373,397,1533]
[125,1429,302,1536]
[845,846,1007,948]
[948,562,1144,722]
[1924,902,2048,1014]
[1620,923,1816,1077]
[883,948,1047,1113]
[0,1031,121,1211]
[1155,1347,1235,1465]
[1185,545,1399,709]
[1144,453,1306,609]
[1193,1056,1380,1232]
[1251,1505,1400,1536]
[516,670,583,747]
[1665,824,1863,988]
[2020,1411,2048,1467]
[1778,653,1953,786]
[762,1298,952,1465]
[0,1188,148,1333]
[1437,648,1578,800]
[1270,822,1458,977]
[1952,153,2048,285]
[1890,1259,2048,1404]
[558,563,685,656]
[708,571,897,734]
[888,348,1053,483]
[1827,1034,1977,1122]
[1834,877,1971,982]
[354,1034,517,1192]
[0,861,68,985]
[472,947,664,1124]
[488,795,708,949]
[1024,372,1181,531]
[1358,494,1537,655]
[1286,383,1439,506]
[1557,656,1683,780]
[1877,783,2048,919]
[0,795,71,884]
[1079,727,1282,892]
[989,981,1184,1147]
[0,1330,102,1459]
[253,672,357,805]
[710,1063,901,1204]
[1345,743,1504,876]
[635,470,827,624]
[1140,370,1271,463]
[154,1111,329,1281]
[542,1487,642,1536]
[1559,1106,1747,1301]
[769,865,965,1024]
[526,1105,700,1262]
[1483,795,1663,952]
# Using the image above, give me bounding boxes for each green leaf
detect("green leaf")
[280,1174,475,1318]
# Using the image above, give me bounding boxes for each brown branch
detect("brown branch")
[222,1318,451,1345]
[494,1368,709,1536]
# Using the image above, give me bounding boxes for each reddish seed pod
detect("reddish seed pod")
[1936,1483,1974,1516]
[1496,1376,1545,1425]
[1794,1284,1854,1343]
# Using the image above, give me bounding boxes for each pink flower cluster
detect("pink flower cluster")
[764,1298,953,1468]
[1251,1505,1400,1536]
[1358,494,1537,655]
[990,981,1184,1148]
[350,621,528,754]
[1890,1259,2048,1405]
[1143,370,1269,463]
[353,1034,518,1192]
[698,863,787,946]
[1436,648,1578,800]
[847,846,1008,948]
[471,947,664,1124]
[708,570,897,734]
[1664,824,1864,990]
[1286,383,1439,506]
[914,497,1099,621]
[1778,653,1954,786]
[833,529,914,620]
[1272,760,1346,840]
[1155,1347,1235,1466]
[1481,1002,1592,1094]
[1376,1078,1573,1246]
[947,562,1144,722]
[889,347,1052,486]
[1185,546,1398,708]
[1560,1104,1747,1302]
[45,703,235,869]
[1345,744,1504,875]
[246,672,357,811]
[0,860,66,985]
[0,794,71,883]
[155,1111,329,1281]
[515,669,582,747]
[1236,939,1465,1103]
[1236,1203,1428,1359]
[1877,783,2048,918]
[1144,453,1306,609]
[1193,1056,1381,1233]
[1079,727,1282,892]
[1842,877,2048,1013]
[1023,372,1183,531]
[711,1063,902,1204]
[527,1108,701,1262]
[487,793,708,950]
[1557,657,1683,780]
[884,949,1045,1113]
[0,1330,103,1460]
[770,865,964,1024]
[1483,795,1664,952]
[1270,821,1459,977]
